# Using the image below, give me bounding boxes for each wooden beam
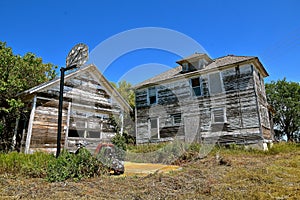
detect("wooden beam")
[100,116,103,140]
[120,111,124,135]
[157,117,160,139]
[64,102,72,149]
[25,95,37,154]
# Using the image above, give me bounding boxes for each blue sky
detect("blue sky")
[1,0,299,84]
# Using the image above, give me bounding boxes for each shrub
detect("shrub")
[46,149,108,182]
[111,133,127,160]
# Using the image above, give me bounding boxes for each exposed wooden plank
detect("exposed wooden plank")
[25,95,37,154]
[64,102,72,149]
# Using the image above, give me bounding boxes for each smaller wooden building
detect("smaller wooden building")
[16,64,132,154]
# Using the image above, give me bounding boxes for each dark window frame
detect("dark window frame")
[190,77,202,96]
[148,87,157,105]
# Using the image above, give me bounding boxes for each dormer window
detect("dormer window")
[198,59,207,69]
[176,53,212,73]
[182,62,189,72]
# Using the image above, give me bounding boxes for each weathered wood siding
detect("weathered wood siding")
[22,70,123,153]
[136,63,267,144]
[253,68,272,139]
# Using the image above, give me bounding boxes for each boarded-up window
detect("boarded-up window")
[209,72,223,94]
[150,118,158,128]
[212,108,226,123]
[172,113,182,125]
[149,118,159,139]
[202,80,209,96]
[148,87,157,104]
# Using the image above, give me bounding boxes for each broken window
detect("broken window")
[148,87,157,105]
[68,113,108,139]
[190,77,210,97]
[191,77,201,96]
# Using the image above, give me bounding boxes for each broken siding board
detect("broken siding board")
[25,95,37,154]
[41,88,111,106]
[29,107,68,151]
[253,68,271,137]
[64,102,72,149]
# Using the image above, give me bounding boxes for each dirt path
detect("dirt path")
[123,162,181,176]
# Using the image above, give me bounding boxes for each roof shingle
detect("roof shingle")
[134,54,256,88]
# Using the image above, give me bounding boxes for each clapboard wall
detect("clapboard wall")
[20,66,128,154]
[135,63,272,144]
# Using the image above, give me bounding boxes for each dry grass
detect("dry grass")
[0,143,299,199]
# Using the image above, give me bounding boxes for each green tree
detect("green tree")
[265,78,300,141]
[0,42,57,151]
[111,80,135,108]
[111,80,136,144]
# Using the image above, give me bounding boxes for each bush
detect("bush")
[111,133,127,160]
[46,149,108,182]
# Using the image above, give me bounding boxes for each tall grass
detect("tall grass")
[0,149,109,182]
[0,151,54,177]
[211,142,300,156]
[126,141,300,164]
[126,141,203,164]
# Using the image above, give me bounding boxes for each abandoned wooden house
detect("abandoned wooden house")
[134,53,273,146]
[16,64,132,154]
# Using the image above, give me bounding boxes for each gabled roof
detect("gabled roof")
[20,64,132,113]
[135,54,268,89]
[208,55,255,69]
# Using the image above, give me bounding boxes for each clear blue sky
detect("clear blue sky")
[1,0,299,84]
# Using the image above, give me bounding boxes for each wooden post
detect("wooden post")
[157,117,160,139]
[11,117,20,150]
[135,106,138,144]
[25,95,37,154]
[56,67,65,158]
[120,111,124,135]
[100,116,103,140]
[64,102,72,149]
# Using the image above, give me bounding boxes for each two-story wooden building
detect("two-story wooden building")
[134,53,273,145]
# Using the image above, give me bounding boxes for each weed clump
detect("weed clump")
[46,149,108,182]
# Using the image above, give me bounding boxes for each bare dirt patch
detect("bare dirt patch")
[123,162,181,176]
